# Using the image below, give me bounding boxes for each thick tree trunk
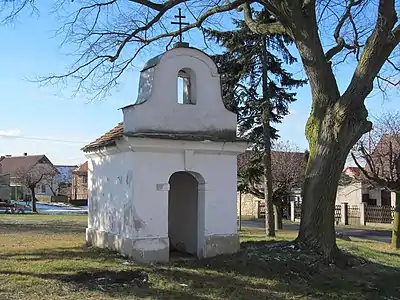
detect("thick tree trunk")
[30,187,37,213]
[392,192,400,248]
[296,153,344,260]
[296,105,371,263]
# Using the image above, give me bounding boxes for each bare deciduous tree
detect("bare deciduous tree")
[351,111,400,248]
[271,142,307,229]
[240,141,307,229]
[271,141,307,199]
[15,165,57,213]
[45,169,71,197]
[1,0,399,263]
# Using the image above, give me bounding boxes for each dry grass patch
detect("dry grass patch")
[0,215,400,299]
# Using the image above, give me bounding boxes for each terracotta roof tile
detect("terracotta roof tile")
[79,161,88,172]
[83,122,245,152]
[73,161,88,174]
[344,167,362,177]
[82,123,124,152]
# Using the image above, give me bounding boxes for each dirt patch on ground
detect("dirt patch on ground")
[60,270,149,291]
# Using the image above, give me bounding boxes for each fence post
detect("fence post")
[341,202,348,225]
[290,201,295,222]
[238,191,242,231]
[360,202,366,226]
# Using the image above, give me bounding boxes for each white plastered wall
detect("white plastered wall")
[122,47,236,136]
[86,137,244,257]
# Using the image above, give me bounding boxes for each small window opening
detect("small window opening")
[177,69,196,105]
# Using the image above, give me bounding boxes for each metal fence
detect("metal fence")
[366,205,394,224]
[335,205,342,224]
[294,202,302,219]
[286,202,396,226]
[257,202,291,219]
[258,202,265,218]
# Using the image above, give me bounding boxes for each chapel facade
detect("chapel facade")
[82,42,247,263]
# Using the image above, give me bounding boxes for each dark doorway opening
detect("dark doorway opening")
[168,171,199,259]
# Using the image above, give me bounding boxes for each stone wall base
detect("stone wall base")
[86,228,240,263]
[203,234,240,258]
[86,228,169,263]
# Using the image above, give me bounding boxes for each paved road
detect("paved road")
[241,220,392,243]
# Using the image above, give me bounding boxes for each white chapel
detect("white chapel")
[82,42,247,263]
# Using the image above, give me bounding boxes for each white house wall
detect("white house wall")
[368,189,396,206]
[336,183,397,207]
[336,182,363,206]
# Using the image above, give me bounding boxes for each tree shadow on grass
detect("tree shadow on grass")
[0,223,86,235]
[0,246,118,262]
[0,268,283,299]
[1,240,400,299]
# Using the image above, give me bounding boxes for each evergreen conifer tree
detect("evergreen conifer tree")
[207,11,306,234]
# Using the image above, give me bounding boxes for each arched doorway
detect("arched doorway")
[168,171,202,257]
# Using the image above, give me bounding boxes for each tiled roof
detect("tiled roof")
[344,167,363,178]
[0,155,50,177]
[82,122,245,152]
[79,161,88,172]
[82,123,124,152]
[73,161,88,174]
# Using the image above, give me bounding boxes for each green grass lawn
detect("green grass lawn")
[0,215,400,299]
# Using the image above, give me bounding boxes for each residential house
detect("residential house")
[71,161,88,201]
[336,166,396,207]
[336,134,399,207]
[0,154,58,201]
[237,150,306,218]
[0,158,10,201]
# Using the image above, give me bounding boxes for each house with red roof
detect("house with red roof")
[336,135,398,207]
[0,153,58,201]
[71,161,88,201]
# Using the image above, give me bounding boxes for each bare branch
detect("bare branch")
[377,75,400,87]
[0,0,38,24]
[108,0,188,62]
[342,0,399,102]
[325,0,362,61]
[352,111,400,192]
[239,141,307,201]
[242,2,287,36]
[0,0,398,103]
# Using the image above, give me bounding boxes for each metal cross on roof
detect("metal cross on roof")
[171,8,189,43]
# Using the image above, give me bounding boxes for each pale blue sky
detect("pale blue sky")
[0,4,398,165]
